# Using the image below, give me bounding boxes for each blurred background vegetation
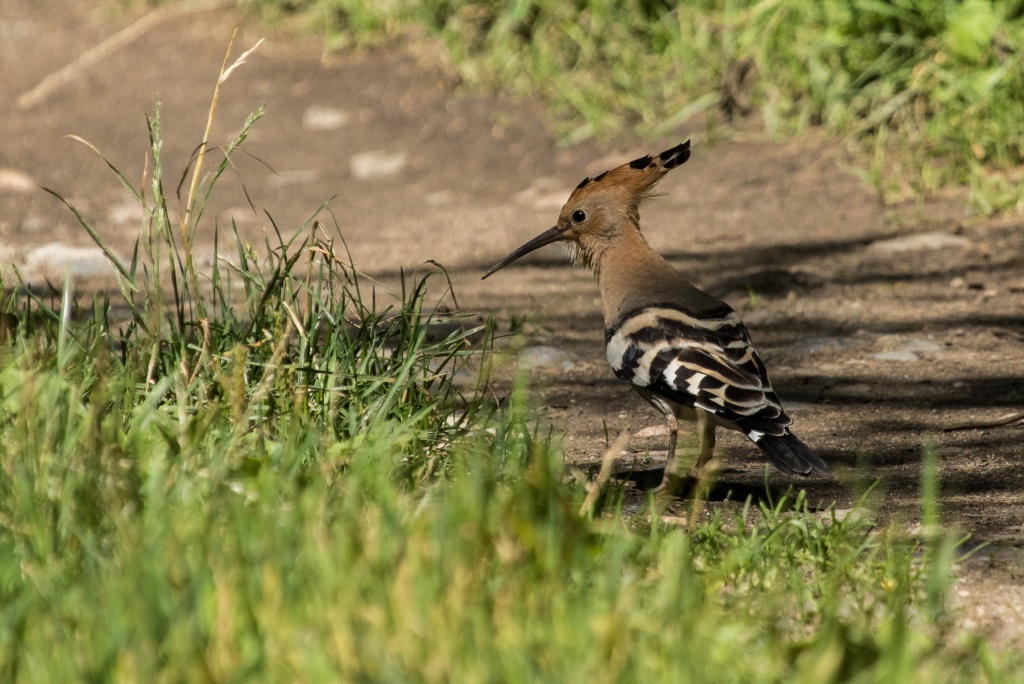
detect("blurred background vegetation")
[230,0,1024,214]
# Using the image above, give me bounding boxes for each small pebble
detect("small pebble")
[302,106,350,131]
[0,168,35,192]
[634,425,669,439]
[868,232,971,253]
[518,346,576,371]
[871,351,918,362]
[350,151,407,180]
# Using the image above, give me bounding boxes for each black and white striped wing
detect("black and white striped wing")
[606,304,791,439]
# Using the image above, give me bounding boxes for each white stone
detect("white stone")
[0,168,35,192]
[350,151,407,180]
[899,339,943,354]
[870,338,943,363]
[785,336,860,357]
[108,202,143,225]
[21,216,46,233]
[871,351,918,362]
[634,425,670,439]
[223,206,258,224]
[425,191,452,206]
[23,243,119,279]
[518,346,576,371]
[868,232,971,253]
[302,106,350,131]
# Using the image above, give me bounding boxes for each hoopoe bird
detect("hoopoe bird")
[483,141,832,491]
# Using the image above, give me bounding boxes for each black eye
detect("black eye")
[571,209,587,223]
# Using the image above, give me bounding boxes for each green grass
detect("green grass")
[240,0,1024,214]
[0,318,1010,680]
[0,39,1018,681]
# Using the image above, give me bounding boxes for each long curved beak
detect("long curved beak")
[481,226,562,280]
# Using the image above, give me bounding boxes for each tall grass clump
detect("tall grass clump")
[36,35,485,481]
[241,0,1024,213]
[0,34,1016,681]
[0,357,1010,679]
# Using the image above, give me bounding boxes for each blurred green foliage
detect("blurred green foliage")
[242,0,1024,213]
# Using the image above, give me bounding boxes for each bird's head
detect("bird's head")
[483,140,691,279]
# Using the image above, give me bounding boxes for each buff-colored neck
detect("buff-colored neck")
[594,227,676,325]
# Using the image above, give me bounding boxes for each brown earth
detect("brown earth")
[3,0,1024,647]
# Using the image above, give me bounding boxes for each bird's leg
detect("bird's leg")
[696,412,716,470]
[656,413,684,494]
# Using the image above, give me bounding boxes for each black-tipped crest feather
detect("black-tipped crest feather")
[657,140,691,169]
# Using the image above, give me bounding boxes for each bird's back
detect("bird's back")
[599,241,796,431]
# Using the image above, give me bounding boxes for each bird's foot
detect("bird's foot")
[655,461,720,499]
[654,470,691,498]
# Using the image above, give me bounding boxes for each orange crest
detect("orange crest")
[567,140,691,211]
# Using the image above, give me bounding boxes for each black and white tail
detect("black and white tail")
[751,431,831,477]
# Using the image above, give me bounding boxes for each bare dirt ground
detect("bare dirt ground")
[3,0,1024,646]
